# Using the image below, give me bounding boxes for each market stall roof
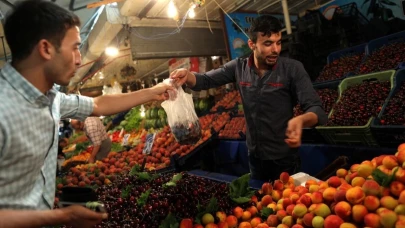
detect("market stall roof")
[0,0,332,92]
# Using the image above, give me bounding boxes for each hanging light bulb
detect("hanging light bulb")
[189,8,195,18]
[167,1,178,18]
[105,46,119,56]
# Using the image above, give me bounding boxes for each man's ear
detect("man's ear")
[248,39,255,51]
[37,39,54,60]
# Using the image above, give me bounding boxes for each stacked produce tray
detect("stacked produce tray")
[316,70,395,146]
[357,30,405,75]
[371,69,405,147]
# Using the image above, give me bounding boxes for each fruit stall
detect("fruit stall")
[53,29,405,228]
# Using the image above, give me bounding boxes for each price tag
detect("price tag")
[121,134,131,146]
[142,133,156,155]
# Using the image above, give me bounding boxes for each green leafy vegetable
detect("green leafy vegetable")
[372,167,399,187]
[195,197,219,224]
[85,201,104,211]
[123,107,143,132]
[159,213,179,228]
[129,164,141,176]
[111,142,124,152]
[137,189,151,207]
[229,173,255,204]
[121,185,134,199]
[261,207,274,220]
[163,173,183,188]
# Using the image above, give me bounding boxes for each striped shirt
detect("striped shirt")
[0,63,94,210]
[84,117,108,146]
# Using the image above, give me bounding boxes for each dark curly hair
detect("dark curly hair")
[248,15,282,43]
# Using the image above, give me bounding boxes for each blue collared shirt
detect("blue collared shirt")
[0,63,93,210]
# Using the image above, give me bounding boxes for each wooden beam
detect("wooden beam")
[87,0,123,9]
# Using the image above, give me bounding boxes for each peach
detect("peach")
[218,222,229,228]
[205,223,219,228]
[396,219,405,228]
[351,176,366,187]
[273,180,284,191]
[362,180,380,196]
[251,195,258,203]
[398,147,405,162]
[256,202,263,211]
[226,215,237,228]
[233,207,243,219]
[380,196,398,210]
[261,195,273,206]
[328,176,342,188]
[345,186,365,205]
[338,183,352,191]
[363,195,380,212]
[194,225,204,228]
[350,164,359,173]
[378,165,392,176]
[276,203,283,211]
[281,215,293,227]
[216,211,227,222]
[346,172,358,184]
[399,190,405,204]
[272,190,282,202]
[303,212,315,227]
[395,167,405,184]
[280,172,290,184]
[247,206,258,217]
[305,179,318,188]
[323,187,337,202]
[262,182,273,195]
[291,225,304,228]
[180,218,193,228]
[256,224,270,228]
[286,204,295,216]
[357,164,373,178]
[241,211,251,221]
[238,221,251,228]
[282,198,292,209]
[364,213,381,228]
[276,225,289,228]
[296,186,309,196]
[309,184,319,193]
[319,181,329,189]
[324,215,344,228]
[389,181,405,197]
[383,155,398,169]
[334,189,347,202]
[310,192,323,204]
[312,215,324,228]
[340,223,357,228]
[250,217,261,228]
[267,203,277,212]
[292,204,308,218]
[379,209,397,228]
[336,168,348,178]
[380,186,391,196]
[282,188,293,198]
[298,194,312,207]
[352,204,368,223]
[290,193,300,204]
[395,204,405,216]
[276,209,287,221]
[334,201,351,219]
[313,203,331,218]
[398,143,405,152]
[266,214,279,227]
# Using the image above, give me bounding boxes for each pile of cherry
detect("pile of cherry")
[326,80,391,126]
[315,53,364,83]
[293,88,339,118]
[379,81,405,125]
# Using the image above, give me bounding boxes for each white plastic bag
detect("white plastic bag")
[161,79,201,144]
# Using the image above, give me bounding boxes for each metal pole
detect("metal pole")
[281,0,292,35]
[1,36,7,62]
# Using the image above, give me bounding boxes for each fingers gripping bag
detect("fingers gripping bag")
[161,79,201,145]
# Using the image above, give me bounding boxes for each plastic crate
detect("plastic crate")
[365,30,405,70]
[332,3,369,25]
[327,43,366,64]
[316,70,396,146]
[371,69,405,147]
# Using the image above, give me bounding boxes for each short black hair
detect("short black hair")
[4,0,81,63]
[248,15,283,43]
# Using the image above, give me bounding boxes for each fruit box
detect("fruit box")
[316,70,396,146]
[365,30,405,70]
[301,81,341,144]
[326,43,366,64]
[371,69,405,148]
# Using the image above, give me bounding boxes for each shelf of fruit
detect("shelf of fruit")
[211,112,231,133]
[218,117,246,140]
[210,90,241,112]
[57,143,405,228]
[357,41,405,75]
[315,52,365,83]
